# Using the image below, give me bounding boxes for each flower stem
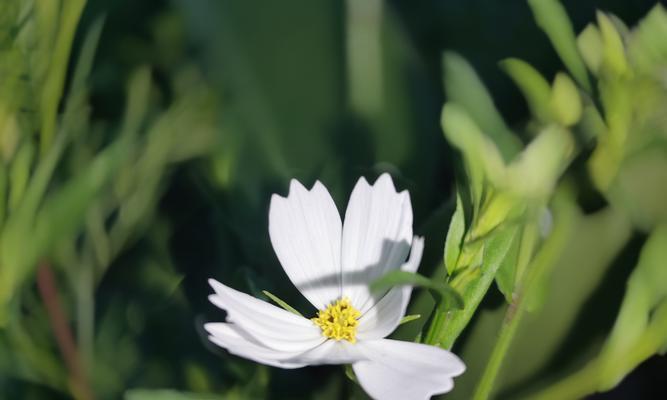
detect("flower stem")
[473,292,525,400]
[472,190,577,400]
[37,262,94,400]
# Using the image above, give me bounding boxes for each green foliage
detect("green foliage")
[435,2,667,399]
[598,225,667,388]
[581,4,667,230]
[442,52,521,162]
[0,1,217,398]
[549,73,582,127]
[528,0,591,90]
[530,224,667,399]
[500,59,552,124]
[425,225,519,349]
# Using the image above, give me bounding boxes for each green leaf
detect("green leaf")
[550,73,582,127]
[504,125,573,199]
[39,0,86,154]
[33,139,129,253]
[442,52,522,161]
[371,270,464,312]
[0,137,131,317]
[494,224,521,302]
[444,193,466,275]
[528,0,591,91]
[344,364,357,383]
[597,11,629,75]
[628,5,667,72]
[399,314,421,325]
[261,290,303,317]
[473,190,519,239]
[577,24,603,75]
[500,58,552,123]
[59,16,105,141]
[8,139,35,210]
[441,103,506,207]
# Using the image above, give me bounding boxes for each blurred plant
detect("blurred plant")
[0,1,217,399]
[419,1,667,399]
[419,48,579,399]
[525,2,667,398]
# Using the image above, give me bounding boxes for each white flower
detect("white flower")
[205,174,465,400]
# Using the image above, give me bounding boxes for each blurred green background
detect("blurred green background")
[0,0,665,399]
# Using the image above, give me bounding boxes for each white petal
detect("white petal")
[341,174,413,312]
[352,339,465,400]
[205,323,307,369]
[288,339,366,366]
[269,180,342,309]
[208,279,325,352]
[357,236,424,340]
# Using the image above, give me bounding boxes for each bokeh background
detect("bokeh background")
[1,0,665,399]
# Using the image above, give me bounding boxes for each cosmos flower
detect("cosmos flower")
[205,174,465,399]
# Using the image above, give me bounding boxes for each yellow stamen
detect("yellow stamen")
[311,297,361,343]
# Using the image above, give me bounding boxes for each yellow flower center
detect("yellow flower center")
[311,297,361,343]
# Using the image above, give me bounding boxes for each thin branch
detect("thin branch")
[37,262,94,400]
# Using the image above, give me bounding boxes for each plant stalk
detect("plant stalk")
[37,262,94,400]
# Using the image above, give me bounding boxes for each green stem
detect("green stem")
[531,361,600,400]
[472,189,577,400]
[423,309,447,344]
[40,0,86,155]
[424,227,517,349]
[473,298,525,400]
[532,288,667,400]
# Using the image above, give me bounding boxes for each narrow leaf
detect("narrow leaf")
[442,52,522,161]
[262,290,303,317]
[399,314,421,325]
[528,0,592,91]
[597,11,629,75]
[501,58,552,124]
[550,72,582,127]
[577,24,603,75]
